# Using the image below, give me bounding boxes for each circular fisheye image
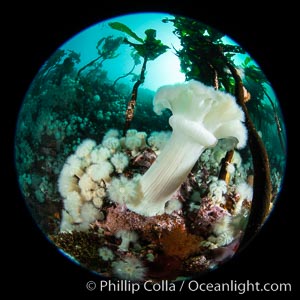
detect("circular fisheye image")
[15,12,286,282]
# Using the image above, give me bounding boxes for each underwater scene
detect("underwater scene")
[15,12,286,282]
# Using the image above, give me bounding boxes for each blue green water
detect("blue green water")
[61,12,185,91]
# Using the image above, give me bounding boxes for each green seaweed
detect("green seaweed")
[109,21,144,43]
[109,22,169,134]
[164,16,245,91]
[76,36,123,79]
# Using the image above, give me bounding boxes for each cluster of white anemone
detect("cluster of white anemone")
[58,80,251,251]
[58,125,176,232]
[57,132,122,231]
